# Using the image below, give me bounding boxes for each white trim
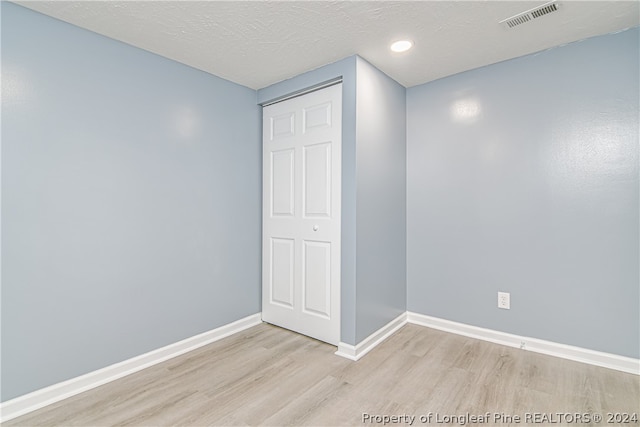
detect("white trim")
[407,312,640,376]
[335,312,407,361]
[0,313,262,423]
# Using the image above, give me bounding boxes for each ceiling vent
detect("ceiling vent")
[500,1,562,29]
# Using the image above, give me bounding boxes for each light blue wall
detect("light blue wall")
[407,28,639,358]
[3,4,636,405]
[1,3,261,401]
[258,57,359,345]
[355,57,407,342]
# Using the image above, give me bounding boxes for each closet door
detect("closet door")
[262,83,341,345]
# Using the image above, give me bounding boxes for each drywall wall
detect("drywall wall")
[407,27,639,358]
[355,57,407,342]
[1,2,261,400]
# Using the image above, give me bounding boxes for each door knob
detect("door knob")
[313,225,319,231]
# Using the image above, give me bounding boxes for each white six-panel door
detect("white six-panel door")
[262,84,341,345]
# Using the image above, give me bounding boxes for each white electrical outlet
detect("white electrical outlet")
[498,292,510,309]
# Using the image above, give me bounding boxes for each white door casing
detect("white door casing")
[262,83,342,345]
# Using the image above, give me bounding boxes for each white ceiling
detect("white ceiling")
[14,1,640,90]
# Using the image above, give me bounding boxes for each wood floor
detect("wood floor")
[6,323,639,426]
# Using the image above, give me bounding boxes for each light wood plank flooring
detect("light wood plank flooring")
[5,323,639,426]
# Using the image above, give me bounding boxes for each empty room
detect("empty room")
[1,1,639,425]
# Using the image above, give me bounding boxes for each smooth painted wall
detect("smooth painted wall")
[407,28,639,358]
[355,58,407,342]
[1,3,261,401]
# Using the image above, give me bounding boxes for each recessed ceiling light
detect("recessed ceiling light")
[390,40,413,53]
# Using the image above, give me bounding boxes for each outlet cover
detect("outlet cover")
[498,292,510,309]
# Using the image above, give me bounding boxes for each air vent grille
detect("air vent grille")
[500,1,561,29]
[531,3,558,18]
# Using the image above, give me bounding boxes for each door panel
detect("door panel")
[262,83,342,345]
[302,240,331,318]
[303,102,332,132]
[271,112,295,140]
[271,149,295,217]
[270,238,295,308]
[303,142,331,218]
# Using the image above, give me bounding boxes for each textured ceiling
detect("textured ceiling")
[14,1,640,90]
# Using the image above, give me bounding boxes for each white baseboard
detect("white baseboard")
[4,311,636,423]
[0,313,262,423]
[335,312,407,361]
[407,312,640,375]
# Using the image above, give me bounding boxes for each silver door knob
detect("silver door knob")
[313,225,319,231]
